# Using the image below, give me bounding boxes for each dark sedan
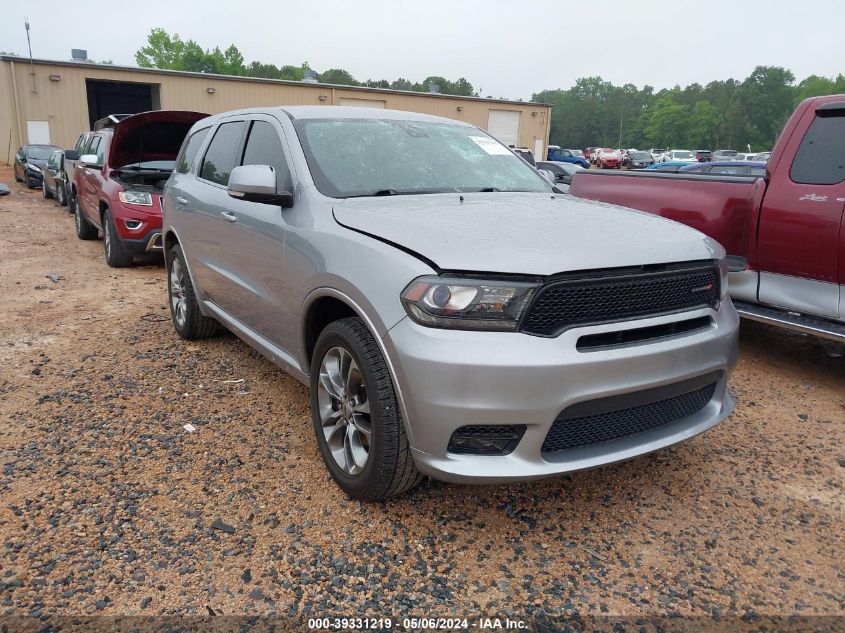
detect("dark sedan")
[41,149,69,206]
[623,151,654,169]
[13,144,61,188]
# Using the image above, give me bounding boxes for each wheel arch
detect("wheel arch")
[301,288,415,446]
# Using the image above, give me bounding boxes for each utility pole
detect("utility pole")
[25,18,36,93]
[618,113,623,148]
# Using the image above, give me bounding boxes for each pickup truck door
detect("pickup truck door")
[756,102,845,319]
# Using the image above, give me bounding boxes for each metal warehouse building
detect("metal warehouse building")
[1,56,551,160]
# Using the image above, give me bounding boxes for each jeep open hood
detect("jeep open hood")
[333,193,723,276]
[109,110,208,169]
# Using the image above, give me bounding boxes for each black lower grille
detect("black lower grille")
[521,263,721,336]
[542,379,717,454]
[448,425,526,455]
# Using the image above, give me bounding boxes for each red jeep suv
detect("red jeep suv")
[71,111,208,267]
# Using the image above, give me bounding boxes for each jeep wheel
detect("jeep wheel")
[167,244,218,340]
[310,318,422,500]
[103,209,133,268]
[74,200,98,240]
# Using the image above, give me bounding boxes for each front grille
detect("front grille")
[576,316,712,351]
[542,379,717,454]
[521,263,720,336]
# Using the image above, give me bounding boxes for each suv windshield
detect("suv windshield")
[295,118,550,198]
[674,151,694,159]
[632,152,651,160]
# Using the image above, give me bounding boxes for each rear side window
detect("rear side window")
[200,121,246,185]
[176,127,210,174]
[790,112,845,185]
[240,121,291,190]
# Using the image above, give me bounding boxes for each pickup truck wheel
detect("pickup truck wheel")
[42,181,53,199]
[167,244,218,340]
[103,210,133,268]
[74,201,98,240]
[311,318,422,501]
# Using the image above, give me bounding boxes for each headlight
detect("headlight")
[119,191,153,206]
[718,258,728,299]
[26,164,42,173]
[401,276,538,331]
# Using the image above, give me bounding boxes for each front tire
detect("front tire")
[42,180,54,199]
[167,244,218,340]
[103,209,133,268]
[57,183,67,206]
[310,318,422,501]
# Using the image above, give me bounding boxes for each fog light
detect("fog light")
[447,425,527,455]
[124,219,143,230]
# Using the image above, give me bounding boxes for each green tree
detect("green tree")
[737,66,796,147]
[318,68,359,86]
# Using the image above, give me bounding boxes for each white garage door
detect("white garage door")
[487,110,520,147]
[26,120,51,145]
[338,98,386,108]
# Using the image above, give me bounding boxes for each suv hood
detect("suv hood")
[333,193,722,275]
[109,110,208,169]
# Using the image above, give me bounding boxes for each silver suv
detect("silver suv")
[163,107,739,500]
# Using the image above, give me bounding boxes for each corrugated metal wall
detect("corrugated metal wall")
[1,59,550,159]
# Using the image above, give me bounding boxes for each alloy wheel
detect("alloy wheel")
[316,346,371,475]
[169,257,188,327]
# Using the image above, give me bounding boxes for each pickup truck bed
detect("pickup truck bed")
[569,94,845,341]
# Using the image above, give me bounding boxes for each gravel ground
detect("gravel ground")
[0,166,843,628]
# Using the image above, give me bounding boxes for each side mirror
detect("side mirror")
[79,154,100,168]
[537,168,556,184]
[228,164,293,208]
[64,150,80,161]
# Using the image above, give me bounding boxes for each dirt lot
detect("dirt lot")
[0,164,843,626]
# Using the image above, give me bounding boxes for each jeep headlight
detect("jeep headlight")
[119,191,153,206]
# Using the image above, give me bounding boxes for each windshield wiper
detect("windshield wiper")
[477,187,502,192]
[373,188,399,196]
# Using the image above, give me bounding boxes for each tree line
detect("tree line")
[132,28,844,151]
[134,28,476,96]
[533,68,845,151]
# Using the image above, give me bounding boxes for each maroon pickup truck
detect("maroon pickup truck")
[570,94,845,342]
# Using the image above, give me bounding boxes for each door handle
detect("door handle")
[175,196,189,205]
[221,211,238,223]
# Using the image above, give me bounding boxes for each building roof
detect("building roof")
[0,56,550,108]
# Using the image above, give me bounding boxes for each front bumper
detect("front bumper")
[383,301,739,483]
[122,230,163,256]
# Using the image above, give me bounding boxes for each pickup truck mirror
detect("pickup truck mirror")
[228,164,293,208]
[64,150,80,161]
[537,169,556,184]
[79,154,100,168]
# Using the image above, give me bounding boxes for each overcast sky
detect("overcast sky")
[2,0,843,100]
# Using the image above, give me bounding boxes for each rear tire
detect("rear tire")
[310,318,422,501]
[167,244,218,340]
[103,209,133,268]
[75,200,98,240]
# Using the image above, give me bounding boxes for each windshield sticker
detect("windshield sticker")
[469,136,512,156]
